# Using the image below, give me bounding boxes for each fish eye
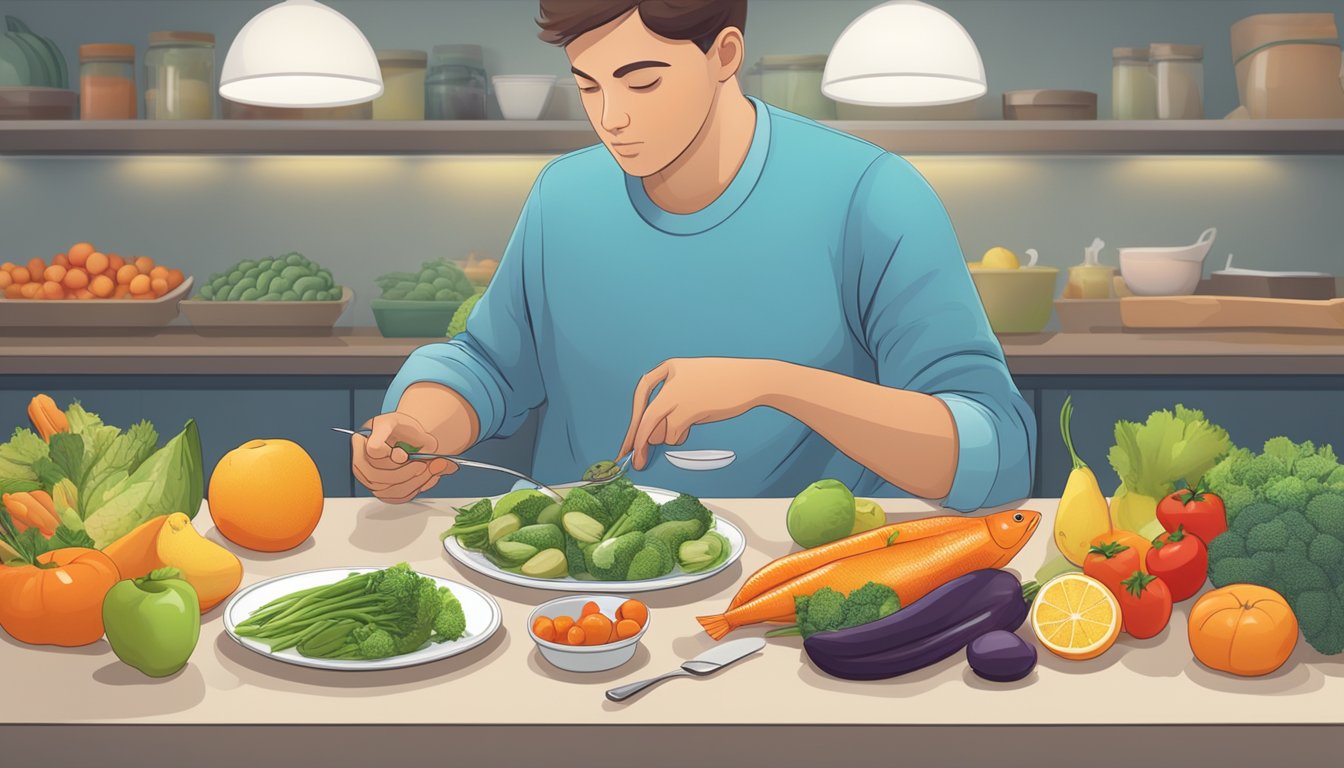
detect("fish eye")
[1013,513,1024,522]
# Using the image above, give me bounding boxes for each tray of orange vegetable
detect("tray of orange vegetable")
[0,242,192,329]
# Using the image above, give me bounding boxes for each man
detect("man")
[352,0,1036,512]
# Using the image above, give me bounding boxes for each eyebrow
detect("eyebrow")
[570,60,671,81]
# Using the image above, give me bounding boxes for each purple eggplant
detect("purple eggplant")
[967,630,1037,682]
[803,569,1029,681]
[805,569,1024,659]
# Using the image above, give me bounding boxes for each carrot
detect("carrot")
[616,599,648,626]
[553,614,575,637]
[615,619,641,640]
[566,626,586,646]
[578,614,612,646]
[698,509,1042,640]
[727,518,978,610]
[580,601,601,618]
[532,617,556,643]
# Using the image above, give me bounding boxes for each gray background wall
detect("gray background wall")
[2,0,1343,327]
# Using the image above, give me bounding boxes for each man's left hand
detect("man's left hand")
[618,357,779,470]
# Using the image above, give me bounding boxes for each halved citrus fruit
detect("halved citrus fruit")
[1030,573,1121,660]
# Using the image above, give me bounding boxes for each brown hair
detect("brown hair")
[537,0,747,52]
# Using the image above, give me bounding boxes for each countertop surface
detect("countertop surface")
[5,496,1340,727]
[2,328,1344,376]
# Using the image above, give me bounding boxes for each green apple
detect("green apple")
[102,567,200,678]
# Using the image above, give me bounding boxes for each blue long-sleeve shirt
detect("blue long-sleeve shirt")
[384,98,1036,510]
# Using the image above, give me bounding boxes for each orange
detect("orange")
[0,271,10,289]
[42,281,65,300]
[134,256,154,275]
[85,251,109,276]
[1188,585,1297,677]
[1030,573,1121,661]
[68,242,95,264]
[129,274,151,295]
[53,254,69,269]
[108,253,125,272]
[89,275,115,298]
[26,257,45,276]
[151,277,169,297]
[3,284,21,299]
[11,266,30,284]
[43,264,66,283]
[116,264,138,285]
[209,439,324,551]
[63,268,89,291]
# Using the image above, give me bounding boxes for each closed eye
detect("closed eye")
[578,85,599,94]
[629,78,661,92]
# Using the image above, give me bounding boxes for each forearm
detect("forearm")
[759,361,958,499]
[397,382,481,454]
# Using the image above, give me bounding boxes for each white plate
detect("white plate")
[665,449,736,471]
[222,567,502,671]
[443,485,746,593]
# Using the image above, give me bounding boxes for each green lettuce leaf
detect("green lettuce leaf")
[78,420,159,519]
[65,401,118,470]
[83,420,202,548]
[50,525,95,549]
[0,428,48,483]
[0,478,41,497]
[1108,404,1232,498]
[31,457,67,490]
[47,432,85,488]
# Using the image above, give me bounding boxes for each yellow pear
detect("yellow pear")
[156,512,244,612]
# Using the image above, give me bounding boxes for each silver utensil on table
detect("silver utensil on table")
[604,637,765,702]
[332,427,565,501]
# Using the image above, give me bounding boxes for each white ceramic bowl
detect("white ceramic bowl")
[1118,227,1216,296]
[665,449,736,471]
[493,75,555,120]
[528,595,649,673]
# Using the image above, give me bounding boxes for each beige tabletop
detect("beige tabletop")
[4,496,1341,730]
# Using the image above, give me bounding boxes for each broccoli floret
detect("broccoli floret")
[1218,484,1258,517]
[1294,446,1339,481]
[1262,476,1311,512]
[645,519,707,555]
[1205,448,1251,489]
[1251,550,1278,577]
[1247,519,1289,552]
[839,582,901,629]
[565,535,588,578]
[1274,558,1332,595]
[374,563,422,601]
[1292,591,1333,638]
[445,292,481,338]
[358,628,396,659]
[1305,494,1344,538]
[1309,534,1344,571]
[1329,466,1344,486]
[1262,437,1309,472]
[1209,556,1270,588]
[585,531,645,580]
[626,539,675,581]
[604,492,660,540]
[796,588,846,637]
[1279,509,1316,543]
[562,487,617,527]
[594,480,639,522]
[433,587,467,642]
[658,494,714,530]
[1207,531,1246,561]
[1231,502,1283,536]
[1242,454,1288,488]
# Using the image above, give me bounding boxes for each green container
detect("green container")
[371,298,463,338]
[969,267,1061,333]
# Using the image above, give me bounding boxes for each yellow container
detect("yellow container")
[970,267,1061,334]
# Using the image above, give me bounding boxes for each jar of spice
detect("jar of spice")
[80,44,137,120]
[1111,47,1156,119]
[425,44,487,120]
[144,31,215,120]
[1151,44,1204,119]
[373,50,427,120]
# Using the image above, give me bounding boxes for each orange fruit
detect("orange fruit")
[1030,573,1121,661]
[63,269,89,291]
[615,619,641,639]
[149,266,169,281]
[42,281,65,300]
[134,256,154,275]
[85,251,109,276]
[617,599,648,626]
[4,284,23,299]
[1188,585,1297,677]
[11,266,30,285]
[151,277,169,297]
[209,439,324,551]
[26,258,45,276]
[43,264,67,283]
[116,264,138,285]
[0,271,10,289]
[108,253,125,272]
[89,275,115,298]
[72,289,94,300]
[129,274,151,295]
[53,254,69,269]
[68,242,95,263]
[19,282,41,299]
[113,285,130,299]
[167,268,185,288]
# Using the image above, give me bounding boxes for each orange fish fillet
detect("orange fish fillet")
[727,517,983,610]
[699,510,1040,641]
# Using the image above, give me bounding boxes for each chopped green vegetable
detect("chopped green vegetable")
[626,539,675,581]
[766,582,901,639]
[678,531,732,574]
[644,518,706,556]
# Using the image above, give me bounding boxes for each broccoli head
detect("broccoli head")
[1294,445,1339,481]
[594,480,639,521]
[659,494,714,530]
[433,587,467,642]
[1207,531,1246,561]
[1218,484,1258,518]
[1291,590,1334,638]
[1230,502,1283,536]
[626,539,675,581]
[1309,534,1344,571]
[357,627,397,659]
[604,492,661,540]
[839,582,901,629]
[1246,519,1289,552]
[1209,556,1271,588]
[1273,557,1332,595]
[796,588,846,637]
[1305,494,1344,539]
[562,487,617,527]
[1262,476,1311,512]
[1242,454,1288,489]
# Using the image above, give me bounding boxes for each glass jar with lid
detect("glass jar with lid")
[747,55,836,120]
[144,31,215,120]
[1111,47,1156,119]
[374,50,427,120]
[80,44,137,120]
[425,44,487,120]
[1151,44,1204,119]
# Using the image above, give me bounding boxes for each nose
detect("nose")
[600,95,631,135]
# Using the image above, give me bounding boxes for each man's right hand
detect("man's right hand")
[352,412,457,504]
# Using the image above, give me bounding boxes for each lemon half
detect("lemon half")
[1030,573,1121,661]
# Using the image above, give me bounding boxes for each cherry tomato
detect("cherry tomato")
[1156,485,1227,544]
[1084,539,1141,605]
[1117,571,1172,640]
[1146,526,1208,603]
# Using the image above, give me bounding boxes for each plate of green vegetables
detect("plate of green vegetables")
[440,479,745,593]
[223,563,502,671]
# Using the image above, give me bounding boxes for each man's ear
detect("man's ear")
[709,27,745,83]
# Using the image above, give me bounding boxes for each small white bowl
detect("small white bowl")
[1118,227,1216,296]
[492,75,555,120]
[665,449,736,471]
[528,595,649,673]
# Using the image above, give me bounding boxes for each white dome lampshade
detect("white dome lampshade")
[219,0,383,108]
[823,0,987,107]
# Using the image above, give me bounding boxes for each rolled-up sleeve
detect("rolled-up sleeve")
[382,177,547,444]
[845,153,1036,511]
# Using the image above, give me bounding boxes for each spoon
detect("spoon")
[605,637,765,702]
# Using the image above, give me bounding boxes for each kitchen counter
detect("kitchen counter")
[3,328,1344,376]
[2,497,1340,767]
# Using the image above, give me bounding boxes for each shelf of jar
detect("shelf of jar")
[1,118,1343,155]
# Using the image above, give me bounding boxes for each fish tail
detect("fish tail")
[697,613,733,641]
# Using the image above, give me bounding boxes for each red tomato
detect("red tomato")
[1117,571,1173,640]
[1146,526,1209,603]
[1156,486,1227,544]
[1083,540,1141,604]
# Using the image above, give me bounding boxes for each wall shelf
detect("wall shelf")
[1,119,1343,156]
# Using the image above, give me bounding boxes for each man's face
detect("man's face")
[566,10,721,178]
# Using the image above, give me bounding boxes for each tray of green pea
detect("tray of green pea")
[181,252,351,335]
[371,258,478,338]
